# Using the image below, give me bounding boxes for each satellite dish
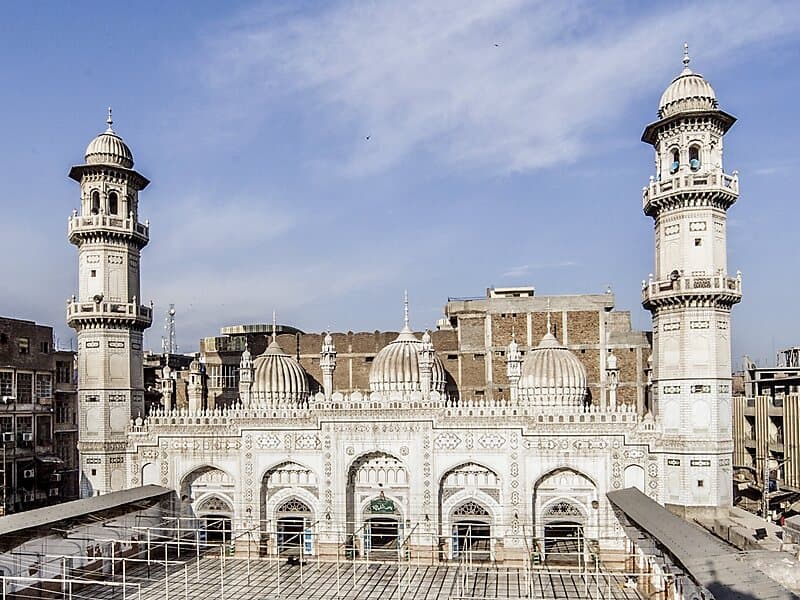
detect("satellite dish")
[93,294,104,304]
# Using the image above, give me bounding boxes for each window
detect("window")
[689,145,701,171]
[91,191,100,214]
[447,354,458,361]
[670,149,680,174]
[0,372,11,397]
[694,238,702,247]
[18,338,29,354]
[16,373,32,403]
[16,416,32,434]
[0,333,7,344]
[35,374,52,400]
[56,361,72,384]
[222,364,239,389]
[0,416,11,433]
[108,191,118,215]
[697,480,704,488]
[36,416,51,446]
[90,270,97,277]
[39,341,49,354]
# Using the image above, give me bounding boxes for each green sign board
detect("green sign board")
[369,498,395,514]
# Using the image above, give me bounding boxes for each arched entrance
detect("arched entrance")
[346,452,408,558]
[541,501,584,566]
[195,496,234,545]
[439,463,500,562]
[450,500,492,561]
[533,468,596,566]
[260,462,318,556]
[275,498,313,556]
[363,494,403,558]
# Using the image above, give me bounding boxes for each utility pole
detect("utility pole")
[761,454,791,522]
[1,443,5,516]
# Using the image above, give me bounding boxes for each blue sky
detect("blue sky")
[0,1,798,368]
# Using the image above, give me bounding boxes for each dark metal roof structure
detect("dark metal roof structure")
[608,487,799,600]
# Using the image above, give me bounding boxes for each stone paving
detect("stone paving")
[67,554,642,600]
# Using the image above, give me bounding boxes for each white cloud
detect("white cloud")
[502,260,577,278]
[197,0,800,176]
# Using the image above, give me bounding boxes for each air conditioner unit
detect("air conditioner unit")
[48,488,59,497]
[1,396,15,404]
[21,433,33,442]
[50,473,61,482]
[23,469,34,479]
[1,432,13,443]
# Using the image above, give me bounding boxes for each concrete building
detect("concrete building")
[0,317,76,514]
[732,351,800,520]
[68,47,742,565]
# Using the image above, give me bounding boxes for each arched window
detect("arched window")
[91,191,100,215]
[689,145,701,171]
[669,149,680,174]
[108,191,118,215]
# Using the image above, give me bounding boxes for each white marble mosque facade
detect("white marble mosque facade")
[69,49,741,563]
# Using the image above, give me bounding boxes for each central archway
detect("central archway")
[260,462,318,557]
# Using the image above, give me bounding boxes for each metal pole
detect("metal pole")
[219,543,225,600]
[165,556,170,599]
[123,559,127,600]
[184,564,189,600]
[147,528,151,579]
[196,525,200,581]
[247,529,251,586]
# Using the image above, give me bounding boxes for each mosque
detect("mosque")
[66,47,742,564]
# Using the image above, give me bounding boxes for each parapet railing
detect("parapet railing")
[642,170,738,207]
[68,213,149,237]
[66,299,152,321]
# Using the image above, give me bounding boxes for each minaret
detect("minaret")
[642,46,741,514]
[68,109,152,496]
[418,329,435,397]
[506,330,522,403]
[239,343,253,407]
[320,331,337,399]
[187,358,204,413]
[606,352,619,409]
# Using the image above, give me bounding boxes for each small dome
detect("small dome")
[658,46,717,119]
[518,323,587,407]
[251,338,309,405]
[84,109,134,168]
[369,328,447,393]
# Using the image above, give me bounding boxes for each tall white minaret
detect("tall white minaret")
[68,109,152,497]
[642,46,741,514]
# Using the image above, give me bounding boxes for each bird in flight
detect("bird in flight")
[365,135,371,140]
[494,43,500,47]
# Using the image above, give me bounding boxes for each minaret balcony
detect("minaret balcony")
[642,274,741,309]
[643,171,738,214]
[68,214,149,246]
[67,300,153,328]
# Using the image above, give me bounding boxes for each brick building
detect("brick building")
[0,317,78,513]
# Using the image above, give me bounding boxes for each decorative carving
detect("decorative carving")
[478,433,505,449]
[256,434,281,449]
[277,498,312,513]
[434,433,461,450]
[295,434,321,450]
[453,501,489,517]
[544,501,582,518]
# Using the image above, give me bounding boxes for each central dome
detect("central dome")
[84,109,134,169]
[518,317,587,407]
[369,297,446,394]
[658,45,717,119]
[251,337,309,405]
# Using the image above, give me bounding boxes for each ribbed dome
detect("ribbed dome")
[369,326,447,394]
[251,339,309,405]
[518,325,587,407]
[84,110,134,168]
[658,47,717,119]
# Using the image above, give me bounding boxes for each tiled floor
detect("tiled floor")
[61,556,643,599]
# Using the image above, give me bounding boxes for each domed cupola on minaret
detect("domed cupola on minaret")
[250,315,310,407]
[369,292,447,394]
[517,312,587,408]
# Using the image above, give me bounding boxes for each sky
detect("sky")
[0,0,799,369]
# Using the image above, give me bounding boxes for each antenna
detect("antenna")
[161,304,178,354]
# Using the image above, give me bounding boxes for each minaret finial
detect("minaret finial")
[272,310,277,343]
[682,42,691,71]
[106,107,114,133]
[403,290,410,329]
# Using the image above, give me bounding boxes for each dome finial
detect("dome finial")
[106,106,114,133]
[682,42,691,73]
[403,289,410,330]
[272,310,277,343]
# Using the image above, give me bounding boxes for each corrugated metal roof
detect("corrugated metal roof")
[608,487,799,600]
[0,485,172,538]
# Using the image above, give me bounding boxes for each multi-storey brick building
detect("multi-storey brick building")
[0,317,77,513]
